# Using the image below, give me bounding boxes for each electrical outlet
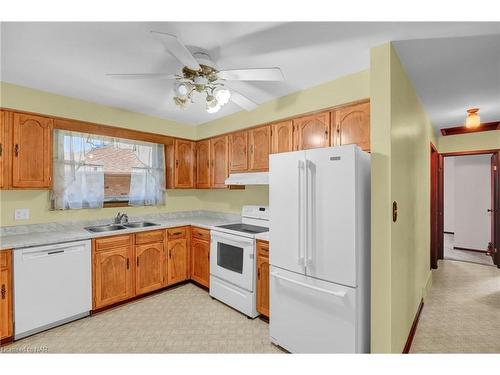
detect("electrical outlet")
[14,208,30,221]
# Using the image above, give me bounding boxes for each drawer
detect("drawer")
[191,227,210,241]
[0,250,12,268]
[135,229,165,245]
[94,234,132,252]
[167,227,187,239]
[257,240,269,258]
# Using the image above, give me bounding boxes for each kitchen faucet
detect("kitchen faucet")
[113,212,129,224]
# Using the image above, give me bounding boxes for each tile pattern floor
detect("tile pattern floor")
[443,233,493,266]
[1,283,283,353]
[411,259,500,353]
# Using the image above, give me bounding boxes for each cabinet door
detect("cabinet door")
[333,102,370,151]
[174,139,195,188]
[256,244,270,318]
[293,111,330,151]
[191,238,210,288]
[196,139,211,189]
[135,242,164,295]
[167,238,188,285]
[248,126,271,171]
[0,111,7,189]
[0,251,13,340]
[210,136,228,188]
[228,131,248,172]
[93,246,134,309]
[271,120,294,154]
[12,113,53,188]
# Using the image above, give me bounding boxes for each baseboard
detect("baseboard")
[402,299,424,354]
[453,246,487,254]
[0,336,14,346]
[443,231,454,235]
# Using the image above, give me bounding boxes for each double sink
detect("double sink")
[85,221,159,233]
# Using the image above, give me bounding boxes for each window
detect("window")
[51,130,165,210]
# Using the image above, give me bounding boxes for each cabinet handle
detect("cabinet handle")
[257,269,260,280]
[175,160,179,167]
[0,143,2,157]
[172,231,182,236]
[250,144,254,153]
[137,257,139,267]
[324,130,328,139]
[169,250,172,259]
[126,258,130,270]
[1,284,5,299]
[14,144,19,157]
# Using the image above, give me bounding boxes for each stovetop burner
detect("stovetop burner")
[216,223,269,234]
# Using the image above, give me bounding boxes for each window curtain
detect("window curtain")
[51,129,165,210]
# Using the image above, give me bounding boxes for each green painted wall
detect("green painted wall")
[370,43,435,353]
[196,70,370,139]
[438,130,500,153]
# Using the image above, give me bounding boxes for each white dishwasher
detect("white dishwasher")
[14,240,92,340]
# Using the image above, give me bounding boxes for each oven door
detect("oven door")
[210,231,255,292]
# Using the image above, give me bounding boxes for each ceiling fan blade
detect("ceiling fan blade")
[218,67,284,81]
[106,73,176,80]
[150,31,201,71]
[227,87,259,111]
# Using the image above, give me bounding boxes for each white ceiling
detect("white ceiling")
[394,34,500,129]
[1,22,499,126]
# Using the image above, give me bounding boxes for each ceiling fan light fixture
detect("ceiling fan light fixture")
[465,108,480,128]
[173,96,190,109]
[215,88,231,106]
[174,81,191,98]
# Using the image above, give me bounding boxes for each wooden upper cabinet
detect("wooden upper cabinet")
[0,250,13,340]
[228,131,248,173]
[210,136,228,188]
[190,237,210,288]
[12,113,53,188]
[93,245,134,309]
[293,111,330,151]
[333,101,370,151]
[135,242,164,295]
[271,120,294,154]
[196,139,211,189]
[248,126,270,171]
[0,111,7,189]
[167,238,188,285]
[174,139,195,188]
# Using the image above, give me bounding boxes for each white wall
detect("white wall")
[444,157,455,233]
[446,154,492,250]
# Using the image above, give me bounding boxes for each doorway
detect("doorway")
[430,147,500,269]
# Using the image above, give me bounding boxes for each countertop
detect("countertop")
[255,232,269,242]
[0,211,240,250]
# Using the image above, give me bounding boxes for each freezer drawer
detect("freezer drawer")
[269,266,360,353]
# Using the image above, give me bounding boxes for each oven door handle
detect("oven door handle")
[211,231,254,246]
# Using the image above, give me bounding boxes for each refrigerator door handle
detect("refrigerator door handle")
[297,159,305,266]
[271,271,346,298]
[305,159,314,267]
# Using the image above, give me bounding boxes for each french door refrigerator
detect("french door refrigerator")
[269,144,370,353]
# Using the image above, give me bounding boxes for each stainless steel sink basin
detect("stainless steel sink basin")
[123,221,159,228]
[85,224,126,233]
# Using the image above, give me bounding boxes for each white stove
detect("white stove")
[210,205,269,318]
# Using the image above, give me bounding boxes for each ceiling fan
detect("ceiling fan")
[106,31,285,114]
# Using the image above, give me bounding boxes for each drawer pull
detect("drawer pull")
[172,232,182,236]
[1,284,5,299]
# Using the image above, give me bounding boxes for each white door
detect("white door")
[269,150,307,275]
[304,146,358,287]
[210,231,255,291]
[269,265,358,353]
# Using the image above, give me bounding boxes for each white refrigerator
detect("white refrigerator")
[269,144,370,353]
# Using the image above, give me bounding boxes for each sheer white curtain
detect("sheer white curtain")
[51,129,165,210]
[128,141,165,206]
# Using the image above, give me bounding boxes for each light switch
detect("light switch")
[14,208,30,220]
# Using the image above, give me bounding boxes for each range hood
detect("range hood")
[224,172,269,185]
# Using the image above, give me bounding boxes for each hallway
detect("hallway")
[411,260,500,353]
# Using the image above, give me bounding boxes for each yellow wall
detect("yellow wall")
[1,71,369,227]
[438,130,500,153]
[196,70,370,139]
[370,43,435,353]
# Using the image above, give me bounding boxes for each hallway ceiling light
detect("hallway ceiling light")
[465,108,480,128]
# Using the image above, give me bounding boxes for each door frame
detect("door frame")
[432,147,500,268]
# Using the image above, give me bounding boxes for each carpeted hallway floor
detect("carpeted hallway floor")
[411,259,500,353]
[1,283,282,354]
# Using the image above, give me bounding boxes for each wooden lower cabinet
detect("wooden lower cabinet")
[256,240,270,318]
[135,242,165,295]
[167,228,189,285]
[93,242,134,310]
[190,227,210,288]
[0,250,13,341]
